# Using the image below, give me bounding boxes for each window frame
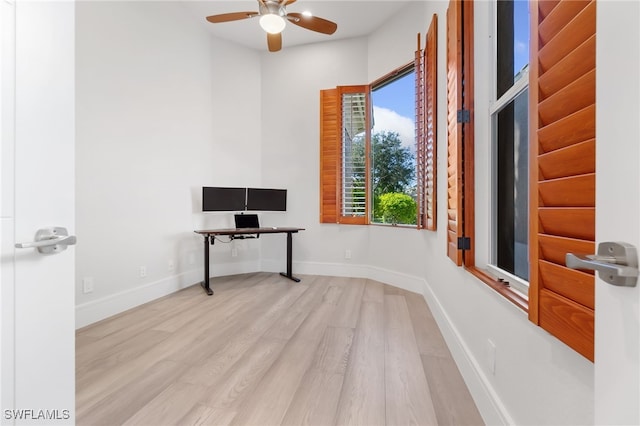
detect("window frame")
[319,15,437,231]
[487,0,531,297]
[369,63,418,227]
[446,0,529,311]
[447,0,597,361]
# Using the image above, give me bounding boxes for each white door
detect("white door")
[1,1,75,424]
[595,1,640,424]
[0,0,16,416]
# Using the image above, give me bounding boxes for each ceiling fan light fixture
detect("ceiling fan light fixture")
[259,14,286,34]
[205,0,338,52]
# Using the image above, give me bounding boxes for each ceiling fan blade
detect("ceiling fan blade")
[206,12,258,24]
[267,33,282,52]
[286,13,337,35]
[279,0,297,5]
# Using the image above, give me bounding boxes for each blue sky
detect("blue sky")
[372,72,414,119]
[514,0,530,75]
[371,72,415,149]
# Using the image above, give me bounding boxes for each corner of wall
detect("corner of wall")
[75,260,261,329]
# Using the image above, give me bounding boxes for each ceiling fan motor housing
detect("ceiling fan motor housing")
[259,1,286,17]
[205,0,336,52]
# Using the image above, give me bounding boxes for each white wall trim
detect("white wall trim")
[76,270,199,329]
[75,261,260,329]
[262,260,425,294]
[421,277,514,426]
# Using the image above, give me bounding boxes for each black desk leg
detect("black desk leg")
[201,235,213,295]
[280,231,301,282]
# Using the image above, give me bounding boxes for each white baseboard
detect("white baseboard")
[261,259,424,294]
[421,278,514,426]
[75,260,260,329]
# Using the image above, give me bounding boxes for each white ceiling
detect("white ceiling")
[182,1,411,52]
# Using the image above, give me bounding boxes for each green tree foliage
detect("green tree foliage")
[377,192,417,224]
[371,131,416,224]
[350,131,415,195]
[371,131,415,196]
[350,131,417,224]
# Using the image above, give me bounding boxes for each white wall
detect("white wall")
[75,1,263,327]
[261,2,594,425]
[74,1,597,424]
[259,37,372,273]
[366,0,428,81]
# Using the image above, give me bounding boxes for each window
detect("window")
[332,75,417,227]
[446,0,596,360]
[320,16,438,229]
[445,0,530,304]
[371,69,417,226]
[489,0,530,291]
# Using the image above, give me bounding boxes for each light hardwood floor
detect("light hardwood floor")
[76,273,484,426]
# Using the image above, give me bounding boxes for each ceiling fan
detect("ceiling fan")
[205,0,338,52]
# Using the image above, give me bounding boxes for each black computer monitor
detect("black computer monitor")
[246,188,287,211]
[202,187,246,211]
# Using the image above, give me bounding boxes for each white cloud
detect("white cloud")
[515,40,527,54]
[372,106,415,149]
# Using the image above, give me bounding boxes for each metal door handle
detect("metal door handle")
[15,235,76,249]
[15,227,77,254]
[566,242,638,287]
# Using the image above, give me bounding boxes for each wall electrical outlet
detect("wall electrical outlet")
[345,249,352,260]
[82,277,94,294]
[231,248,238,258]
[168,260,175,272]
[139,266,147,278]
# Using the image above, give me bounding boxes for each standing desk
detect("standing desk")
[193,227,305,295]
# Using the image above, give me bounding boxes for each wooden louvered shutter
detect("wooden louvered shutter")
[529,0,596,361]
[446,0,474,265]
[320,88,339,223]
[424,15,438,231]
[416,34,425,228]
[446,0,463,264]
[417,15,438,231]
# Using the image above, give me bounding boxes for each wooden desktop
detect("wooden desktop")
[193,227,305,295]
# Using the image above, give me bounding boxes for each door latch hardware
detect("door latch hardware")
[566,241,638,287]
[15,227,77,254]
